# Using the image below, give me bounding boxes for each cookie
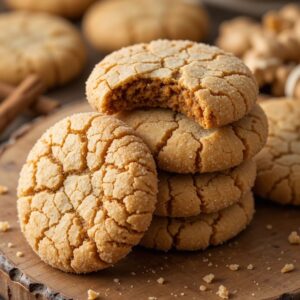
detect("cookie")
[140,191,254,251]
[117,105,267,173]
[17,113,158,273]
[155,160,256,218]
[83,0,210,53]
[5,0,95,18]
[86,39,258,129]
[255,99,300,205]
[0,12,86,89]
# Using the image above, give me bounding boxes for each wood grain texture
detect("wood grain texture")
[1,102,300,300]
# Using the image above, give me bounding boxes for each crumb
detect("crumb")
[266,224,273,230]
[16,251,24,257]
[180,292,185,296]
[278,257,282,261]
[232,290,237,295]
[157,277,165,285]
[247,264,254,270]
[208,262,213,267]
[131,272,136,276]
[130,285,134,288]
[216,285,229,299]
[202,273,215,284]
[7,242,13,248]
[87,289,100,300]
[184,285,188,289]
[281,263,295,273]
[251,293,255,297]
[0,221,10,232]
[228,264,239,271]
[288,231,300,245]
[208,253,212,257]
[267,267,271,271]
[148,297,157,300]
[113,278,120,283]
[0,185,8,195]
[199,285,207,291]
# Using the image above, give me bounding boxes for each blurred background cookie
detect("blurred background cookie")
[83,0,210,53]
[0,11,86,89]
[5,0,95,19]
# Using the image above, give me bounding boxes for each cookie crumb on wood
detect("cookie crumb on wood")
[113,278,120,284]
[202,273,215,284]
[266,224,273,230]
[0,221,10,232]
[216,285,229,299]
[87,289,100,300]
[281,264,295,273]
[0,185,8,195]
[199,285,207,291]
[157,277,165,285]
[228,264,239,271]
[7,242,14,248]
[288,231,300,245]
[148,297,157,300]
[247,264,254,270]
[16,251,24,257]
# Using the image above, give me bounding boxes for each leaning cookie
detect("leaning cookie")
[0,12,86,88]
[5,0,95,18]
[17,113,157,273]
[255,99,300,205]
[86,40,258,129]
[83,0,210,53]
[140,192,254,251]
[156,160,256,217]
[117,105,267,173]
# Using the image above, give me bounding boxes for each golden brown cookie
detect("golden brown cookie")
[83,0,210,53]
[140,191,255,251]
[86,40,258,129]
[155,160,256,217]
[255,99,300,205]
[17,113,158,273]
[5,0,95,18]
[117,105,268,173]
[0,12,86,88]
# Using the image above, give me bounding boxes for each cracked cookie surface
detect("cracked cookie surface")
[155,160,256,217]
[0,12,86,88]
[83,0,210,53]
[86,39,258,129]
[255,99,300,205]
[140,191,254,251]
[17,113,158,273]
[117,105,268,173]
[6,0,95,18]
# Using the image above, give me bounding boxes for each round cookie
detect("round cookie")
[255,99,300,205]
[0,12,86,88]
[140,191,255,251]
[17,113,158,273]
[117,105,268,173]
[5,0,95,18]
[86,39,258,129]
[156,160,256,217]
[83,0,210,53]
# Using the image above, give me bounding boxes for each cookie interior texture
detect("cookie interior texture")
[0,11,86,88]
[155,160,256,218]
[83,0,210,52]
[117,105,268,173]
[17,113,158,273]
[86,40,258,129]
[255,99,300,205]
[140,191,255,251]
[6,0,95,18]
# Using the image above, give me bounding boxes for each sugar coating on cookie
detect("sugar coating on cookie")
[0,12,86,88]
[255,99,300,205]
[86,40,258,129]
[17,113,157,273]
[6,0,95,18]
[156,160,256,217]
[117,105,268,173]
[140,192,254,251]
[83,0,210,53]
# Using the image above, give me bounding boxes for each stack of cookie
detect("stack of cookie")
[86,39,268,252]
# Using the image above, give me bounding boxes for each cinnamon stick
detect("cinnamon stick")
[0,81,59,115]
[0,75,45,134]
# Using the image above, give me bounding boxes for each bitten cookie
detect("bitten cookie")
[0,12,86,88]
[83,0,210,53]
[86,40,258,129]
[140,192,254,251]
[117,105,268,173]
[155,160,256,217]
[17,113,158,273]
[5,0,95,18]
[255,99,300,205]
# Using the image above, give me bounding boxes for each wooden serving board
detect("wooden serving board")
[1,101,300,300]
